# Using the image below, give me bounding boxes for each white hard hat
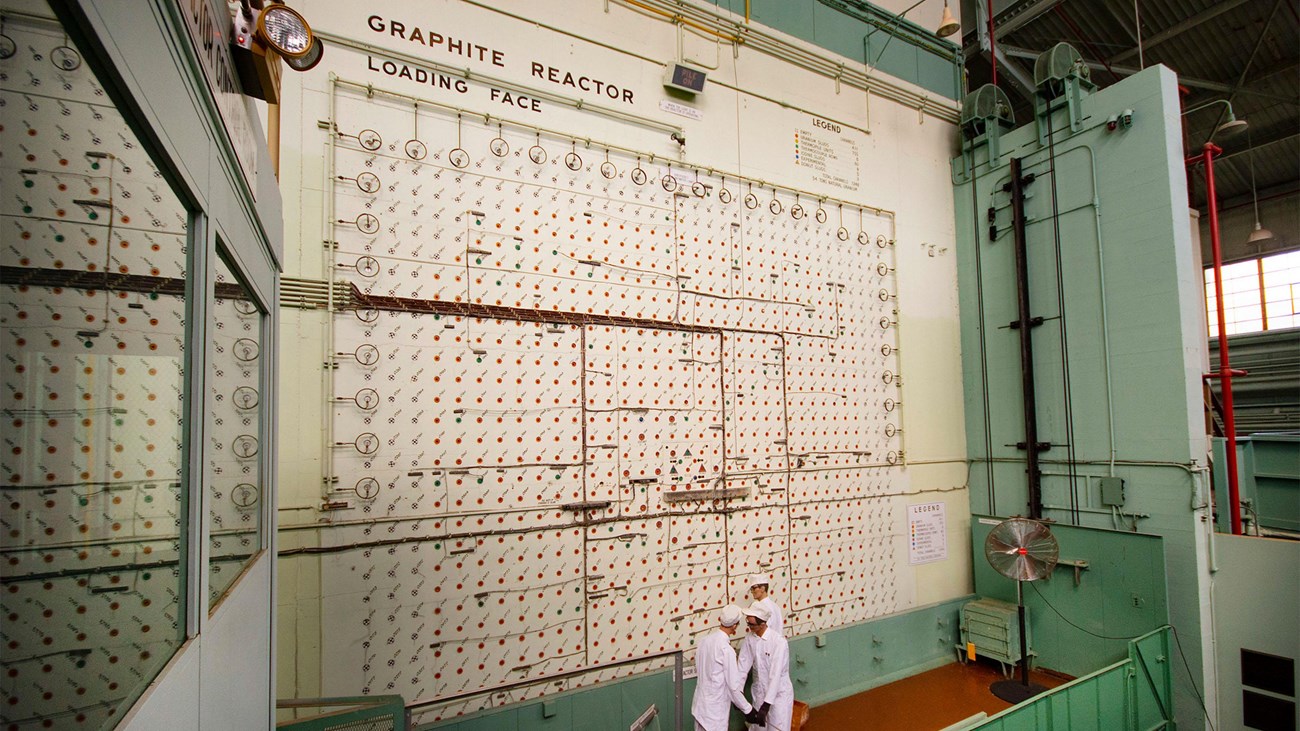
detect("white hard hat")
[744,603,771,622]
[719,604,744,627]
[748,573,770,588]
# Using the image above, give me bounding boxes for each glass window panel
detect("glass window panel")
[1261,251,1300,328]
[207,253,263,608]
[1,9,188,727]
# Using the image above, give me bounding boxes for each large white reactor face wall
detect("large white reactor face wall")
[278,0,957,723]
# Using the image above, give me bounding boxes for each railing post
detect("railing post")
[674,650,684,731]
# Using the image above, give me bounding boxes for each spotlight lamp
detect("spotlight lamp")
[230,1,324,101]
[256,4,313,59]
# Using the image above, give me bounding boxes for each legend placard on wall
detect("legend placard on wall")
[794,117,861,191]
[908,502,947,564]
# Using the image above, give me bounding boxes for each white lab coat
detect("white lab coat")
[739,629,794,731]
[754,595,783,636]
[692,628,753,731]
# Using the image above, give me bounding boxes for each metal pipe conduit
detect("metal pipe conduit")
[406,648,684,713]
[608,0,960,124]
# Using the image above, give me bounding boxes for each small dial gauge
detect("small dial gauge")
[354,388,379,410]
[358,129,382,151]
[234,338,259,362]
[51,46,81,71]
[232,434,260,459]
[356,172,380,193]
[233,386,260,410]
[356,256,380,277]
[404,139,427,160]
[355,477,381,500]
[354,432,379,455]
[356,213,380,234]
[232,484,260,508]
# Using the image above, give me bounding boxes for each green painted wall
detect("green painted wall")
[952,65,1214,731]
[972,627,1175,731]
[1212,435,1300,533]
[970,517,1168,678]
[419,598,968,730]
[701,0,962,99]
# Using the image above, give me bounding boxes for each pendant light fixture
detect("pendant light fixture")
[937,0,960,38]
[1246,132,1274,246]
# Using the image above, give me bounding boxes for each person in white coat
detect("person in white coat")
[747,573,783,636]
[691,604,760,731]
[739,603,794,731]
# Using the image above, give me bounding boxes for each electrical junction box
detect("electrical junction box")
[1100,477,1126,506]
[663,62,707,94]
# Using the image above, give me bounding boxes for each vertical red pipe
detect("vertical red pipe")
[1201,142,1243,535]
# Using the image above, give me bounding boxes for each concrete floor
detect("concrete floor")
[804,659,1070,730]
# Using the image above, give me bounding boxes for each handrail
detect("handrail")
[972,626,1173,730]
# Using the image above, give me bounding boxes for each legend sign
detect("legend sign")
[794,117,861,191]
[908,502,947,565]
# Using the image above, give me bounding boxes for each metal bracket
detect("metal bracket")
[1056,559,1090,587]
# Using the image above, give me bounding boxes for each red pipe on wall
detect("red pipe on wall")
[1187,142,1243,535]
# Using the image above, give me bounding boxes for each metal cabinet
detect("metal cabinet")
[957,598,1033,677]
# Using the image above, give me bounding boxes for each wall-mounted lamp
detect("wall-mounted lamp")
[231,1,324,102]
[1181,98,1248,141]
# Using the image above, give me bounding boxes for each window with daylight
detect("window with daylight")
[1205,250,1300,336]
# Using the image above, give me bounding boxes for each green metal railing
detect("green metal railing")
[277,696,407,731]
[971,627,1174,730]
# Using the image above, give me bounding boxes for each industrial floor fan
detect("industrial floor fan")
[984,517,1059,704]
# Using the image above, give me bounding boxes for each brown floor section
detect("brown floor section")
[805,659,1070,731]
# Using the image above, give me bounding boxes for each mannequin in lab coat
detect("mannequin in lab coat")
[738,603,794,731]
[747,574,783,636]
[691,604,761,731]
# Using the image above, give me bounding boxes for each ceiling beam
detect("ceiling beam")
[962,0,1063,59]
[1216,130,1300,163]
[1109,0,1253,65]
[998,45,1299,104]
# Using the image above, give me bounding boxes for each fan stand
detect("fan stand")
[990,579,1048,703]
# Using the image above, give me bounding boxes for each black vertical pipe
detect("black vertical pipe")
[1009,157,1043,519]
